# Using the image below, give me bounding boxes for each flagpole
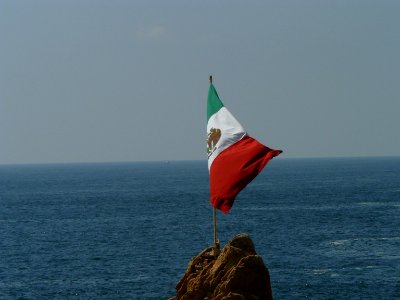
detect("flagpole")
[213,206,219,257]
[209,74,220,257]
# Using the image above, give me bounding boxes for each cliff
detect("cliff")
[169,233,273,300]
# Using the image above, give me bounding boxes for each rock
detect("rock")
[170,234,273,300]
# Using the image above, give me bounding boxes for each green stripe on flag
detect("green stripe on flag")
[207,84,224,121]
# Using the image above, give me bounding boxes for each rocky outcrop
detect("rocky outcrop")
[170,234,273,300]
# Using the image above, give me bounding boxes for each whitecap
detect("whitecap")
[312,269,332,275]
[331,239,351,245]
[357,202,384,206]
[358,201,400,208]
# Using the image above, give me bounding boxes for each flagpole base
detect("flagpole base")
[213,239,220,257]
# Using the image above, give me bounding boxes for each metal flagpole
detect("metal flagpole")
[210,75,220,257]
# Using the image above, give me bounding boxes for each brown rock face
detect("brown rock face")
[170,234,273,300]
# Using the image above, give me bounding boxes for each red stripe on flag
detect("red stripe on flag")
[210,136,282,213]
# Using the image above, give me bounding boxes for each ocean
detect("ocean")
[0,157,399,299]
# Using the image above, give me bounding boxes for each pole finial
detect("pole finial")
[209,75,213,84]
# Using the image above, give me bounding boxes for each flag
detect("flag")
[207,83,282,213]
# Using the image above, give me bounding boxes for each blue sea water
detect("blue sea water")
[0,157,399,299]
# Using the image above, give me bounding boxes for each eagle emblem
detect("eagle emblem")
[207,127,221,157]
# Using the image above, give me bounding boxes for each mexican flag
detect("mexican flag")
[207,82,282,213]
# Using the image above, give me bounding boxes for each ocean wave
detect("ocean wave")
[311,269,332,275]
[331,239,351,246]
[239,205,345,211]
[240,201,400,211]
[330,236,400,246]
[357,201,399,207]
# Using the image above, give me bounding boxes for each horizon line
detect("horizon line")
[1,154,399,167]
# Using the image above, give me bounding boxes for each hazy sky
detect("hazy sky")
[1,0,399,164]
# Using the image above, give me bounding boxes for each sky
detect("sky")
[1,0,399,164]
